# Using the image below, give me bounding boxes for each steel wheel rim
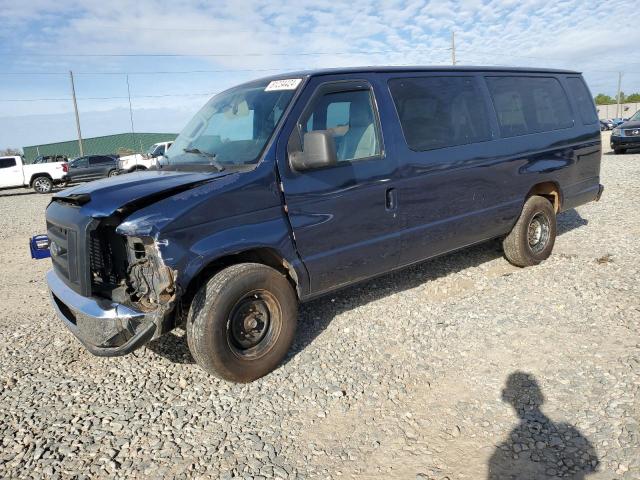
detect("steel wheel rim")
[226,290,282,360]
[527,212,550,254]
[34,178,50,193]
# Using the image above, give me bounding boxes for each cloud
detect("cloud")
[1,0,639,148]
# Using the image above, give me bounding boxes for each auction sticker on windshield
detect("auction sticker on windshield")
[265,79,302,91]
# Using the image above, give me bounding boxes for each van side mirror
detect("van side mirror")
[290,131,338,171]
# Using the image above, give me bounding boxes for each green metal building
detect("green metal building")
[22,132,177,163]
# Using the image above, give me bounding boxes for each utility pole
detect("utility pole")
[451,31,456,65]
[69,71,84,156]
[125,75,142,166]
[616,72,623,118]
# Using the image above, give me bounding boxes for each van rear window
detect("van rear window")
[389,76,491,151]
[486,76,573,137]
[566,77,598,125]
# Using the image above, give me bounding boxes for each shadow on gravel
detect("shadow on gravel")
[146,329,194,364]
[603,148,640,155]
[286,209,588,363]
[488,372,599,479]
[0,190,40,198]
[557,208,588,235]
[0,186,70,198]
[146,209,588,367]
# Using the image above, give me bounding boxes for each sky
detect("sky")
[1,0,639,150]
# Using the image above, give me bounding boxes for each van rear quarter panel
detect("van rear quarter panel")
[377,71,601,266]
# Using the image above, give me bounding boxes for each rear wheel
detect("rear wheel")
[32,176,53,194]
[614,148,626,154]
[503,195,557,267]
[186,263,298,382]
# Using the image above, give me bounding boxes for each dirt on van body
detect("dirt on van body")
[1,133,638,479]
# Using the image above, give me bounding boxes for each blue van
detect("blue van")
[41,67,603,382]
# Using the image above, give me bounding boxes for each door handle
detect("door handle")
[385,188,397,211]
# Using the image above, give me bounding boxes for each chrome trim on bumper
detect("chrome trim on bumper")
[46,269,156,356]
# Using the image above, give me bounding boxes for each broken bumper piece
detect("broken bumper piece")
[46,269,156,357]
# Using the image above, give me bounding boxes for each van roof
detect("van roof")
[255,65,580,83]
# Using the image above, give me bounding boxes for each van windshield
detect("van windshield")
[165,80,298,168]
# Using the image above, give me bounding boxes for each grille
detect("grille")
[623,128,640,137]
[47,221,79,286]
[89,227,128,296]
[89,231,117,288]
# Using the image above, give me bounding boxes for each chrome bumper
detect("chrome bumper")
[46,269,156,356]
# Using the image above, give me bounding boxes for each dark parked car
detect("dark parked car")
[611,110,640,153]
[33,155,68,164]
[600,119,613,131]
[66,155,119,182]
[38,67,603,382]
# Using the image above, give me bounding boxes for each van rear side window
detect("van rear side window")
[389,76,491,151]
[566,77,598,125]
[486,76,573,137]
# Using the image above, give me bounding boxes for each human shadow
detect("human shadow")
[488,372,599,479]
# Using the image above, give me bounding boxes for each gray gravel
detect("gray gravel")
[1,134,639,479]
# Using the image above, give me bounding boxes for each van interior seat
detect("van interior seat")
[337,97,378,160]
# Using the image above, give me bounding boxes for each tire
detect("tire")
[32,176,53,194]
[186,263,298,382]
[107,169,119,177]
[614,148,626,155]
[503,195,557,267]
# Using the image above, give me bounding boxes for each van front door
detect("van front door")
[277,78,401,295]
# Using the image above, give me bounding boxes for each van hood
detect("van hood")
[52,170,230,218]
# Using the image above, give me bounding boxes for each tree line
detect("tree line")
[594,92,640,105]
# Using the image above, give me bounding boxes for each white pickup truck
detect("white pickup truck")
[117,141,173,173]
[0,155,68,193]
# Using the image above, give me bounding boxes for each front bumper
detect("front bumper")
[47,269,156,356]
[611,135,640,149]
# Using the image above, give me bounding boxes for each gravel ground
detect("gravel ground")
[1,133,639,479]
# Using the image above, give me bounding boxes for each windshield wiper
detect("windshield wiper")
[183,148,225,171]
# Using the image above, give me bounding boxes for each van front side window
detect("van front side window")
[301,89,381,162]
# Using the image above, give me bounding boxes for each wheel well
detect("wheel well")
[175,248,300,327]
[527,182,561,212]
[29,173,53,186]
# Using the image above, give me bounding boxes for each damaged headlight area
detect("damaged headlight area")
[125,237,176,310]
[89,222,176,313]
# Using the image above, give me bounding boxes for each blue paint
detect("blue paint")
[44,66,602,313]
[30,235,50,259]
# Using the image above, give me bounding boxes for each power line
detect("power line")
[0,68,297,76]
[0,48,450,58]
[0,92,219,102]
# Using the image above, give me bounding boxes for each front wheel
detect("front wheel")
[503,195,557,267]
[186,263,298,382]
[107,169,119,177]
[614,148,626,155]
[32,176,53,194]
